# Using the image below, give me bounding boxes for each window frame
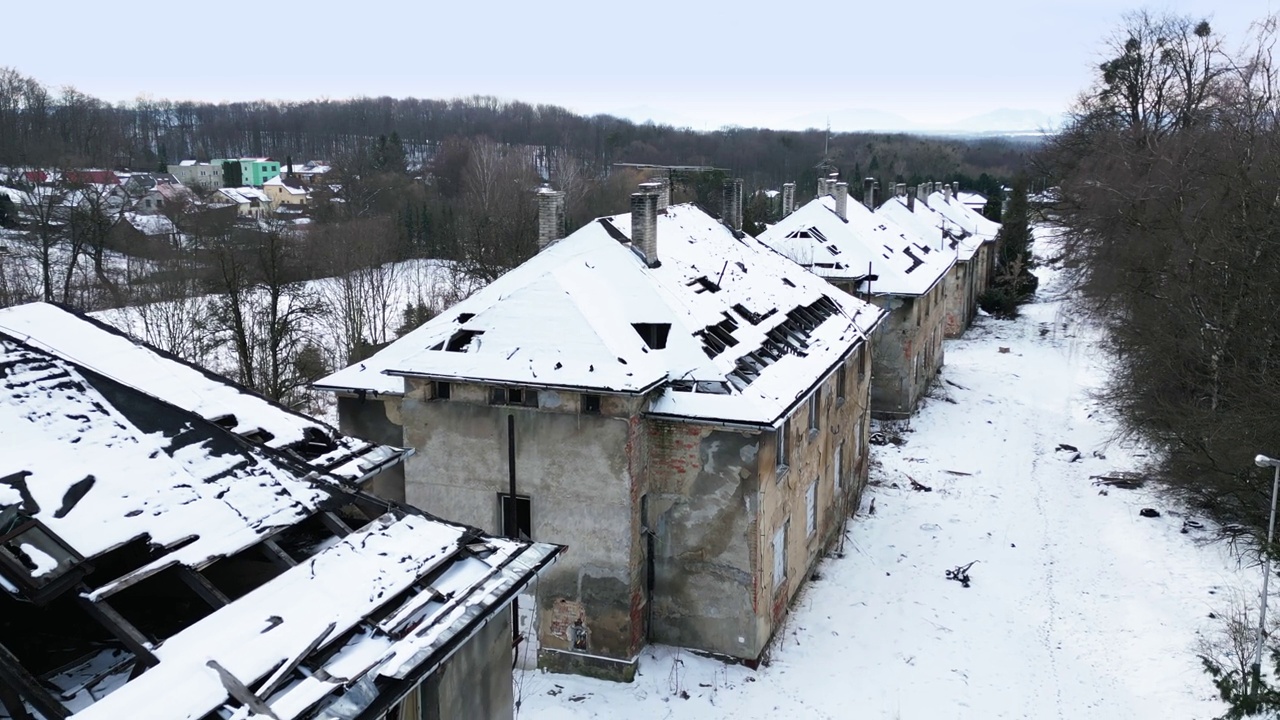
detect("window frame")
[808,387,821,433]
[772,520,788,591]
[775,418,790,477]
[806,479,818,537]
[497,493,532,541]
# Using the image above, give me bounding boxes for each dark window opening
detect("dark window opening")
[110,566,217,643]
[490,387,538,407]
[240,428,275,445]
[445,329,483,352]
[837,365,848,401]
[498,494,532,541]
[434,381,451,400]
[582,394,601,414]
[0,589,119,677]
[632,323,670,350]
[776,419,790,472]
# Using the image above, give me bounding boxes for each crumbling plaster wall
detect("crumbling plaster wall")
[753,345,873,658]
[867,280,947,419]
[398,379,646,680]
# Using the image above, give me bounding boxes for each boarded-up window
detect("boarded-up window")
[806,480,817,537]
[772,521,788,591]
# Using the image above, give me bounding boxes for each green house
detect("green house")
[212,158,281,187]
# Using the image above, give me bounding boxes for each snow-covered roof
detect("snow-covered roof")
[218,187,269,204]
[758,196,955,297]
[956,191,987,211]
[926,191,1001,241]
[877,196,980,262]
[265,175,308,196]
[318,203,885,427]
[123,212,177,237]
[178,159,198,166]
[0,332,560,720]
[0,303,406,484]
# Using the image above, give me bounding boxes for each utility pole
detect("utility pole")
[1252,453,1280,699]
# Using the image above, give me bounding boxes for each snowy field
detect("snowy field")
[516,228,1252,719]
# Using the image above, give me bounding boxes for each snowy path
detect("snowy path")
[519,238,1247,719]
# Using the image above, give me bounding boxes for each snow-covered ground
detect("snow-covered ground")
[516,227,1252,719]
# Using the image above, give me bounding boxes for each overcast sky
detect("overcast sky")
[8,0,1276,131]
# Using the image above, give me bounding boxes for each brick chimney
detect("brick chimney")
[896,183,906,198]
[834,181,849,220]
[862,177,877,210]
[631,187,659,267]
[781,182,796,216]
[918,183,930,208]
[651,177,671,210]
[721,178,743,231]
[907,186,916,212]
[536,184,565,249]
[817,177,829,197]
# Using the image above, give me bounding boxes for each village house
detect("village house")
[758,177,954,419]
[263,173,310,208]
[316,181,886,681]
[921,182,1000,305]
[212,158,282,187]
[877,184,988,338]
[166,160,225,191]
[0,302,560,720]
[213,186,272,217]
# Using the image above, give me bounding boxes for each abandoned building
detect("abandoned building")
[921,182,1001,310]
[757,179,954,419]
[877,184,990,338]
[0,303,561,720]
[0,303,409,500]
[316,182,886,681]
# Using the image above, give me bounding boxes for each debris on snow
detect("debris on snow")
[1091,472,1146,489]
[907,476,933,492]
[945,561,977,588]
[1139,508,1162,518]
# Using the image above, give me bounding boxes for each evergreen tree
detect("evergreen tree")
[978,176,1038,317]
[222,160,242,187]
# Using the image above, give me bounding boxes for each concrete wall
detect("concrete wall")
[867,280,947,418]
[754,346,873,655]
[646,421,762,658]
[416,608,515,720]
[397,379,645,680]
[336,395,406,503]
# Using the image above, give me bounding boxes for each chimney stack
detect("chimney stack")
[862,177,877,209]
[536,185,565,249]
[896,183,906,198]
[781,182,796,216]
[651,177,671,210]
[721,178,743,231]
[906,186,916,212]
[834,181,849,220]
[817,177,829,197]
[944,183,953,202]
[631,186,660,267]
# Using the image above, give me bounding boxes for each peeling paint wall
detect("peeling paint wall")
[397,379,646,680]
[754,347,873,656]
[646,421,761,658]
[943,259,980,339]
[868,282,947,419]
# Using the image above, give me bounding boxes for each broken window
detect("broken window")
[490,387,538,407]
[772,521,788,591]
[837,364,847,402]
[631,323,670,350]
[433,381,451,400]
[498,494,532,541]
[582,394,601,414]
[808,388,821,432]
[776,419,790,474]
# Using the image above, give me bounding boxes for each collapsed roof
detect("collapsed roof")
[876,195,982,263]
[925,190,1001,241]
[317,202,885,427]
[757,195,955,297]
[0,332,559,720]
[0,303,407,485]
